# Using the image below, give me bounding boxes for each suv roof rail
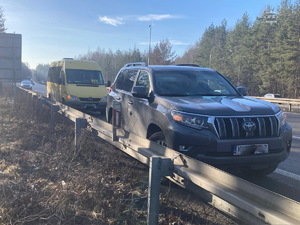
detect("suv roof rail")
[175,64,200,67]
[124,62,147,67]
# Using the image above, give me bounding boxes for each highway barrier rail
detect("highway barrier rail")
[252,96,300,112]
[15,87,300,225]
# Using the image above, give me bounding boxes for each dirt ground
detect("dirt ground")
[0,89,239,224]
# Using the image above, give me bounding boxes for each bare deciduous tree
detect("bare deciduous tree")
[150,39,176,65]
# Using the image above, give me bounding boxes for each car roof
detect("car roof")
[122,64,215,73]
[149,65,214,72]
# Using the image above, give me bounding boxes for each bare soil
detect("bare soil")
[0,90,239,224]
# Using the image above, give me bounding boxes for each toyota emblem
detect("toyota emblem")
[242,121,256,132]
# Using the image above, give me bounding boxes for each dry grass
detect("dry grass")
[0,90,239,225]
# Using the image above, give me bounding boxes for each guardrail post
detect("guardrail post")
[25,92,30,110]
[112,100,122,141]
[147,157,173,225]
[36,97,44,118]
[289,103,292,112]
[50,105,59,128]
[75,118,87,150]
[32,95,38,115]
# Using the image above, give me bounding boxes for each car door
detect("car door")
[112,69,128,128]
[127,70,151,136]
[120,69,139,132]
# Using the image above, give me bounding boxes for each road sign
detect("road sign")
[0,33,22,81]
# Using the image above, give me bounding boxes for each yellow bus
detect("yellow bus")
[47,58,107,112]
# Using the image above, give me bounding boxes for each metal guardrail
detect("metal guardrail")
[16,88,300,224]
[251,96,300,112]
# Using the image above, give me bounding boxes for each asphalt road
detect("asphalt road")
[32,83,46,96]
[236,112,300,202]
[31,84,300,201]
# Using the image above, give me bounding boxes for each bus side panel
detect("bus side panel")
[47,65,63,102]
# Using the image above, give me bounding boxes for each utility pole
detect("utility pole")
[148,24,152,65]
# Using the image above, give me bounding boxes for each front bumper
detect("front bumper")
[165,121,292,167]
[63,101,107,111]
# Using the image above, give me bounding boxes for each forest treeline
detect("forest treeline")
[177,0,300,98]
[75,0,300,98]
[2,0,299,98]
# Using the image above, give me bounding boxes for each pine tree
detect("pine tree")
[0,7,6,33]
[251,6,278,96]
[225,13,255,88]
[271,0,299,97]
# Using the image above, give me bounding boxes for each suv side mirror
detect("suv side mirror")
[236,86,247,96]
[132,86,148,98]
[106,80,111,87]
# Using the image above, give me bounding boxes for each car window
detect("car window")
[136,70,150,93]
[115,69,128,90]
[122,69,138,92]
[154,70,238,96]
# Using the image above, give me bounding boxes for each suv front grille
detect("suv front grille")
[79,98,101,102]
[214,116,279,139]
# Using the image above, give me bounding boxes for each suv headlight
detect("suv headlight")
[67,95,80,101]
[276,111,287,127]
[171,110,210,130]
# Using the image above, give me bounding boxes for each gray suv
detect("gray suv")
[106,63,292,176]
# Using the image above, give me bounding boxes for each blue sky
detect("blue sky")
[1,0,290,69]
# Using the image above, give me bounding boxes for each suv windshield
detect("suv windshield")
[66,69,104,85]
[153,70,238,96]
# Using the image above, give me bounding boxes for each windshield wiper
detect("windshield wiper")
[204,94,238,96]
[159,94,189,97]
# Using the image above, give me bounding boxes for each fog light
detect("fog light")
[179,145,192,152]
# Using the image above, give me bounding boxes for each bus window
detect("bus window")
[66,69,104,85]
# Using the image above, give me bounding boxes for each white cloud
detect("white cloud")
[138,14,179,21]
[138,41,159,46]
[98,14,181,26]
[169,40,190,46]
[138,40,190,46]
[99,16,123,26]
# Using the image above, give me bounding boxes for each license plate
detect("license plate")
[233,144,268,156]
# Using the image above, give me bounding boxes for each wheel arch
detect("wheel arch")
[147,123,163,139]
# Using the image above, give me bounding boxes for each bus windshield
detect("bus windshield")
[66,69,104,85]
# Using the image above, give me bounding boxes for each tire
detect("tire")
[148,131,167,147]
[107,109,113,124]
[242,164,278,177]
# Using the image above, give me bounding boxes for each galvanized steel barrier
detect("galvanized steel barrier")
[15,88,300,225]
[252,96,300,112]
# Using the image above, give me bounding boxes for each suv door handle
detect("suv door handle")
[116,96,121,101]
[128,101,133,105]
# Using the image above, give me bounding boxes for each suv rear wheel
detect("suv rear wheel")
[149,131,167,147]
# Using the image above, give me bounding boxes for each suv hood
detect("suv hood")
[158,96,280,116]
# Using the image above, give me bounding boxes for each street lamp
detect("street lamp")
[148,24,152,65]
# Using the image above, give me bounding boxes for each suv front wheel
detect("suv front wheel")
[149,131,167,147]
[241,164,278,177]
